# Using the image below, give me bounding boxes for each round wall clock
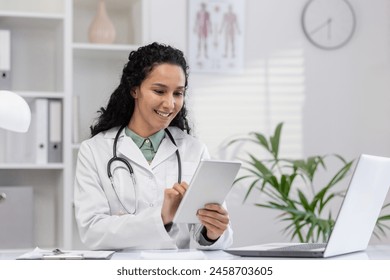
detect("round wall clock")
[301,0,356,50]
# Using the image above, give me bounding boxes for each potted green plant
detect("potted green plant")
[228,122,390,242]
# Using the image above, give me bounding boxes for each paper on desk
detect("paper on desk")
[16,247,115,260]
[140,250,206,260]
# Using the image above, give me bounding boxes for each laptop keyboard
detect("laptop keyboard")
[270,243,327,251]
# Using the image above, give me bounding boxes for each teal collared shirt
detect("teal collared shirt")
[125,127,165,164]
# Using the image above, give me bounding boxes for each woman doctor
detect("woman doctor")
[74,42,233,250]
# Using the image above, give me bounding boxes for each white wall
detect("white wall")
[303,1,390,159]
[147,0,390,246]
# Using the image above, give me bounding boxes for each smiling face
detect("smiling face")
[128,63,186,138]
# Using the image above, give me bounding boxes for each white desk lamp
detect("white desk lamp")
[0,90,31,133]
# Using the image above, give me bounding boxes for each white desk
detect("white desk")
[1,245,390,260]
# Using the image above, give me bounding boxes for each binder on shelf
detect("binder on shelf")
[35,98,49,164]
[0,29,11,89]
[48,99,62,163]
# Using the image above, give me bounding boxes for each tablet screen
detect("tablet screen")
[173,159,241,224]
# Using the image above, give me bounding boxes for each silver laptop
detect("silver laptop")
[225,154,390,258]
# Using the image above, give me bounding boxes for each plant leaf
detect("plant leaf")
[269,122,283,159]
[250,132,270,152]
[297,190,311,211]
[243,179,261,203]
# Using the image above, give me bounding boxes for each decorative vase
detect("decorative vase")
[88,0,116,44]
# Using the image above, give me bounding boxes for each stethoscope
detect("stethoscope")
[107,125,182,214]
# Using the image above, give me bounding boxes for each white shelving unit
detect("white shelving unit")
[0,0,149,249]
[0,0,69,249]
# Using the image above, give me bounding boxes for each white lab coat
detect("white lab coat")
[74,126,233,250]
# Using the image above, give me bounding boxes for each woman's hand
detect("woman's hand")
[197,203,229,241]
[161,182,188,225]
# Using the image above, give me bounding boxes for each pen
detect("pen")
[42,248,84,260]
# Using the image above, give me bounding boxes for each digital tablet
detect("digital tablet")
[173,159,241,224]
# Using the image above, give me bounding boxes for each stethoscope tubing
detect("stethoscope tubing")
[107,125,182,214]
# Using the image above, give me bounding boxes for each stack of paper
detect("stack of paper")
[16,247,115,260]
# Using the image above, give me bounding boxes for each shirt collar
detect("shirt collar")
[125,127,165,152]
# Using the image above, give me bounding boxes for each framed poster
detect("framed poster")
[188,0,245,73]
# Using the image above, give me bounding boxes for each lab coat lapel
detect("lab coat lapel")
[117,135,151,171]
[151,136,177,168]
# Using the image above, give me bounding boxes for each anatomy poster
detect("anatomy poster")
[188,0,245,73]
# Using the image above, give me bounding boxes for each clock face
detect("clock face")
[301,0,356,50]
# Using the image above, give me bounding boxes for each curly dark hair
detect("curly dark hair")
[90,42,190,137]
